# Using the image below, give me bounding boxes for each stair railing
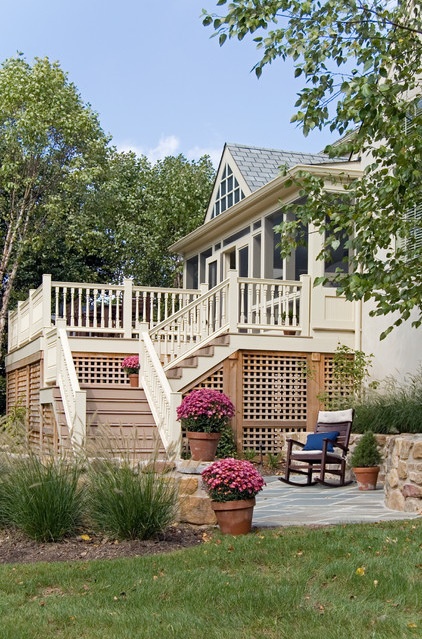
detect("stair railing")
[139,326,182,456]
[148,276,233,366]
[56,325,86,451]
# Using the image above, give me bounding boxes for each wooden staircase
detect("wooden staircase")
[165,334,233,391]
[52,386,165,458]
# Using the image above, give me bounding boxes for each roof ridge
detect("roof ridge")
[226,142,329,157]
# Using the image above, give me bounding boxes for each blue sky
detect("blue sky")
[1,0,335,165]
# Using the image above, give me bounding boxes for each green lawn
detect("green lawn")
[0,520,421,639]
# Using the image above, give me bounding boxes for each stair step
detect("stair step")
[209,334,230,346]
[166,367,182,379]
[196,345,214,357]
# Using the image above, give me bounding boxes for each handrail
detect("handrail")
[149,278,232,365]
[139,328,182,455]
[57,327,86,451]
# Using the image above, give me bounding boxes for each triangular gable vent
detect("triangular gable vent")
[211,163,245,219]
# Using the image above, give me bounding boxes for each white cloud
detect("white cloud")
[115,137,222,167]
[187,145,221,167]
[147,135,181,163]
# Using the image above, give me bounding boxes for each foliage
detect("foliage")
[177,388,235,433]
[202,457,265,502]
[86,460,178,540]
[242,447,257,462]
[0,55,109,351]
[266,451,281,471]
[0,403,27,443]
[121,355,140,375]
[350,431,382,468]
[85,151,215,288]
[203,1,422,337]
[1,453,85,541]
[315,343,376,410]
[0,520,420,638]
[353,369,422,434]
[216,423,237,458]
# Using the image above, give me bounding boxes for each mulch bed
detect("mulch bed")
[0,525,207,565]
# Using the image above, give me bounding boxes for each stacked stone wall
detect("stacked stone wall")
[384,435,422,513]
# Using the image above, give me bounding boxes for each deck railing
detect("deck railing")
[148,272,311,367]
[56,326,86,451]
[8,274,199,351]
[139,328,182,454]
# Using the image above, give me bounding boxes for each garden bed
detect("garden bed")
[0,524,206,565]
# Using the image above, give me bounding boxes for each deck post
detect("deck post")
[227,270,238,332]
[123,278,133,339]
[42,274,52,330]
[300,274,311,337]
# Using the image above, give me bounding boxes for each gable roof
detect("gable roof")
[226,143,340,193]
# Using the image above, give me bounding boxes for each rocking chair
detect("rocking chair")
[279,409,354,487]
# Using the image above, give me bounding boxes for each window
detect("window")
[211,164,245,218]
[186,256,198,289]
[324,221,349,284]
[402,202,422,261]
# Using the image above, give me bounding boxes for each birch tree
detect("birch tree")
[203,1,422,336]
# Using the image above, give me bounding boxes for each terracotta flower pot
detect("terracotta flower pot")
[186,431,221,461]
[353,466,380,490]
[211,498,256,535]
[129,373,139,387]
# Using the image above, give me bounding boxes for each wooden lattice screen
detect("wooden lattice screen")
[321,354,354,409]
[73,353,129,385]
[192,366,224,392]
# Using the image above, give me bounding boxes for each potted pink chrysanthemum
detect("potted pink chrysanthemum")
[177,388,235,461]
[121,355,140,387]
[202,458,265,534]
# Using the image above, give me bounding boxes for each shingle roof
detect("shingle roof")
[226,143,345,192]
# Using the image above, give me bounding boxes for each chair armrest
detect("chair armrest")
[286,438,305,448]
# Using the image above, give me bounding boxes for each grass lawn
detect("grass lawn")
[0,519,420,639]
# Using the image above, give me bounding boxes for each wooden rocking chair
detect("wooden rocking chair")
[279,409,354,487]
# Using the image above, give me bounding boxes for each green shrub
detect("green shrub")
[354,370,422,434]
[2,453,85,541]
[350,431,382,467]
[216,423,237,458]
[86,460,178,540]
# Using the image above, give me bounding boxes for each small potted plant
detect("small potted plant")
[202,458,265,534]
[121,355,140,387]
[177,388,235,461]
[350,431,382,490]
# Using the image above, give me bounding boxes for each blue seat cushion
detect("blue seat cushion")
[302,431,339,452]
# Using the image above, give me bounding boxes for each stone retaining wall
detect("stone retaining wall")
[384,434,422,513]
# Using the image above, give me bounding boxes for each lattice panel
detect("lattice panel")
[73,354,128,385]
[192,366,224,392]
[242,353,308,422]
[322,354,354,408]
[242,425,307,455]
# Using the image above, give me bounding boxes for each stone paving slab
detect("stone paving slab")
[253,478,421,527]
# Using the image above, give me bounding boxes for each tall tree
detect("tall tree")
[86,151,215,288]
[203,1,422,336]
[0,55,109,349]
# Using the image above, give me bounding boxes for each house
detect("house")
[5,142,421,459]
